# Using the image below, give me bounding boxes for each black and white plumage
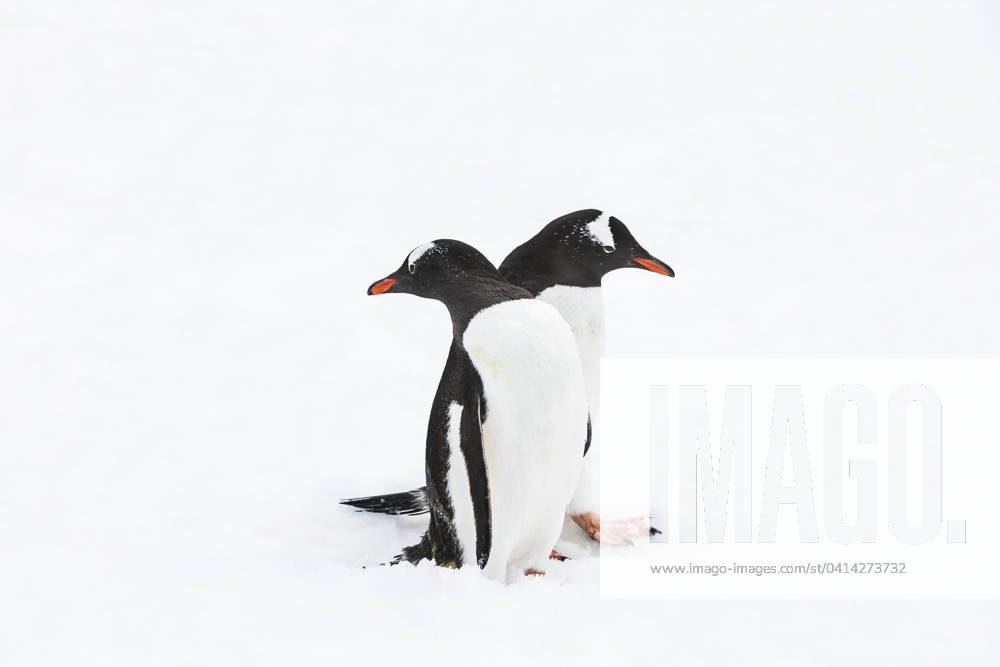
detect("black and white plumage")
[344,210,672,536]
[366,240,589,579]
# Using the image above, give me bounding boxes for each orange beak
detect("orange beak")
[633,257,674,277]
[369,278,396,295]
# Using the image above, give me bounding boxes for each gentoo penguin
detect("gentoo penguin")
[344,210,673,542]
[367,239,589,580]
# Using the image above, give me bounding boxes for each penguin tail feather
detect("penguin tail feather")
[340,487,430,516]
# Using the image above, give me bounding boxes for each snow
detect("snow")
[1,0,998,665]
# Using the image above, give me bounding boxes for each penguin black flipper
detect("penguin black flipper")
[340,487,429,515]
[395,341,491,569]
[459,387,492,568]
[391,393,492,568]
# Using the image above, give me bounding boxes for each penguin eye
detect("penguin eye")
[408,263,416,275]
[602,245,614,254]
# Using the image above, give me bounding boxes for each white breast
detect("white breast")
[462,299,588,580]
[535,284,606,516]
[535,285,605,412]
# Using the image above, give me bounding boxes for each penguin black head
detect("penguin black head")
[499,209,674,294]
[367,239,530,332]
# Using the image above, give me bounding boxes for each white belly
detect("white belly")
[535,285,605,515]
[462,299,588,580]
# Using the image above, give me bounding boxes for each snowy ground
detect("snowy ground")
[2,1,999,665]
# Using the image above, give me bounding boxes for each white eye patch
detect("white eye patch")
[407,241,438,272]
[585,212,615,249]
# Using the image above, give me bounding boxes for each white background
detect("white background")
[1,1,998,665]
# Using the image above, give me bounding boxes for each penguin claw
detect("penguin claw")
[549,549,568,561]
[524,568,545,576]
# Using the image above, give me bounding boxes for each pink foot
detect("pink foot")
[571,513,646,544]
